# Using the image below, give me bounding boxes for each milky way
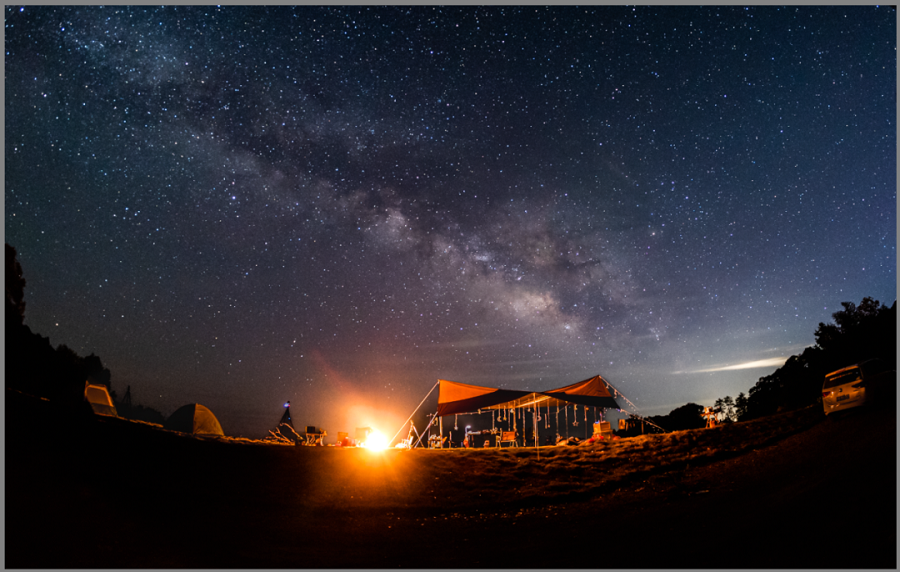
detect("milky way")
[6,6,895,437]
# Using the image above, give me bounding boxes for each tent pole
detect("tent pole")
[556,404,559,441]
[390,379,440,446]
[413,412,438,449]
[440,416,444,447]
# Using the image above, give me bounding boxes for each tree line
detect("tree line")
[5,243,164,424]
[7,242,895,432]
[629,296,896,435]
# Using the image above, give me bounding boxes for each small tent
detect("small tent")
[84,382,118,417]
[264,402,302,444]
[164,403,224,436]
[280,401,293,428]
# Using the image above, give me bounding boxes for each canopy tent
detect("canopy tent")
[434,375,620,417]
[542,375,621,409]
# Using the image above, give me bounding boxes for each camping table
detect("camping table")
[304,426,326,445]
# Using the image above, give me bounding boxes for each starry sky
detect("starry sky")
[5,6,896,438]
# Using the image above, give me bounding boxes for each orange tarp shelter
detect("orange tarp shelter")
[435,375,620,417]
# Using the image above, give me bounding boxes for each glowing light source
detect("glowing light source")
[364,430,389,451]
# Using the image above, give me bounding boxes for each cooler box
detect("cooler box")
[593,421,613,438]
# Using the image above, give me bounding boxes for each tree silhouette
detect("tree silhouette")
[734,392,748,420]
[6,243,165,421]
[814,297,896,367]
[715,396,736,422]
[667,402,706,430]
[6,243,26,328]
[645,402,706,432]
[737,297,896,421]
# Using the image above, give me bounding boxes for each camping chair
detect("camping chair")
[497,431,517,448]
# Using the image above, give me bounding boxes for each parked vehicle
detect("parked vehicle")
[822,359,895,416]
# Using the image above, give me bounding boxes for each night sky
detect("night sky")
[5,6,896,438]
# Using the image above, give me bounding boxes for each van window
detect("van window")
[824,368,862,389]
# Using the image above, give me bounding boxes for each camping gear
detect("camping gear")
[164,403,224,436]
[497,431,517,448]
[402,375,630,452]
[83,382,117,417]
[304,426,326,446]
[593,421,613,439]
[275,423,304,443]
[428,434,447,448]
[401,421,423,448]
[264,403,302,444]
[280,401,293,428]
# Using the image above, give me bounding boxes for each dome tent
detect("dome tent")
[164,403,224,436]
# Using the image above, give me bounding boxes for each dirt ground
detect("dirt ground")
[5,389,896,568]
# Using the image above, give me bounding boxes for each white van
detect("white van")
[822,359,894,416]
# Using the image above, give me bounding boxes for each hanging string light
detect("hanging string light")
[454,414,458,431]
[584,404,588,439]
[573,404,579,426]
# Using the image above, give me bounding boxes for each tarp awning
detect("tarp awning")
[542,375,621,409]
[435,379,533,417]
[435,375,621,417]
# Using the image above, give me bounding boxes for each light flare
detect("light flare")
[363,430,389,451]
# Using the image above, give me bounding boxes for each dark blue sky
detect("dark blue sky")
[5,6,895,437]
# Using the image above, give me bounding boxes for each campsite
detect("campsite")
[6,387,895,569]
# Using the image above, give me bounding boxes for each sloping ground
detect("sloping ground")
[306,406,827,514]
[5,389,895,568]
